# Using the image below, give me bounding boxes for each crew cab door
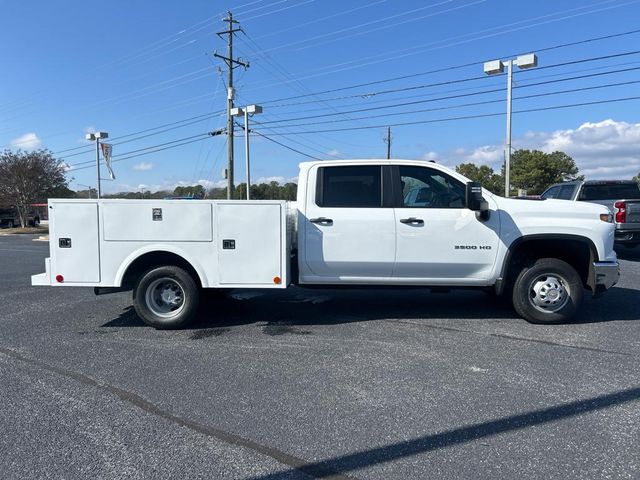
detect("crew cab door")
[301,164,396,279]
[392,165,500,280]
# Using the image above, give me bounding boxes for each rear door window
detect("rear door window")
[316,166,382,207]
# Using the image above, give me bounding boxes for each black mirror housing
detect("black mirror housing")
[465,182,484,211]
[466,182,490,220]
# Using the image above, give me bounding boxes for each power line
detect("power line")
[58,60,633,161]
[249,118,339,159]
[252,28,640,105]
[68,135,214,172]
[250,95,640,136]
[251,129,317,159]
[261,50,640,108]
[268,57,640,118]
[252,0,388,41]
[253,0,483,55]
[53,111,224,158]
[236,31,376,147]
[239,0,316,22]
[289,0,640,85]
[37,51,640,160]
[252,65,640,126]
[254,79,640,130]
[67,133,211,168]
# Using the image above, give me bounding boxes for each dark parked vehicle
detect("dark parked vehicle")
[541,180,640,246]
[0,207,41,228]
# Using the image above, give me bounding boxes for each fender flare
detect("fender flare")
[496,234,598,295]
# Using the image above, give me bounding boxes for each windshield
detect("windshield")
[579,183,640,201]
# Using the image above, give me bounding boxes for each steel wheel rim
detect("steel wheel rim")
[528,273,570,314]
[145,277,185,319]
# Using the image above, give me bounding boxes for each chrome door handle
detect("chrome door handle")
[310,217,333,225]
[400,217,424,225]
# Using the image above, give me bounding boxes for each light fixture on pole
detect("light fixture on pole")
[484,53,537,197]
[230,104,263,200]
[85,131,109,199]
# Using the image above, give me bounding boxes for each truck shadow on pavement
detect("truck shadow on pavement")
[246,386,640,480]
[102,285,640,329]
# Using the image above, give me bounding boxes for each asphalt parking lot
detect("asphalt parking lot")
[0,234,638,479]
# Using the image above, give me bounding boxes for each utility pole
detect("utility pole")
[214,11,249,199]
[385,127,391,159]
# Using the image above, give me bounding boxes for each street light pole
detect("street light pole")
[505,59,513,199]
[484,53,537,197]
[231,104,262,200]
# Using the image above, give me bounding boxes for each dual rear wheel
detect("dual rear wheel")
[133,265,199,329]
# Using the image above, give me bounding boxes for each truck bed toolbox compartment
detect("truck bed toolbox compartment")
[102,202,213,242]
[215,202,285,285]
[51,202,100,283]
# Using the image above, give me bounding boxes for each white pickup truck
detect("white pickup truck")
[32,159,619,328]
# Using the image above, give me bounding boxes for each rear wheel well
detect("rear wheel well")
[121,251,202,290]
[503,238,594,291]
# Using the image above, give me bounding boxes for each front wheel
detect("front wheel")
[512,258,584,324]
[133,265,199,329]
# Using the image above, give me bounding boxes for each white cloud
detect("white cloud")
[421,151,439,161]
[432,119,640,180]
[532,119,640,178]
[133,162,154,171]
[10,132,42,150]
[327,149,342,158]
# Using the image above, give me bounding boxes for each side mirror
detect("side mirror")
[465,182,484,211]
[466,182,490,220]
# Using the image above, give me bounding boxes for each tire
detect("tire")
[133,265,199,329]
[512,258,584,324]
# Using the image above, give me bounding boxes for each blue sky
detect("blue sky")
[2,0,640,192]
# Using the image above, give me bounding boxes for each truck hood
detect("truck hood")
[492,196,610,218]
